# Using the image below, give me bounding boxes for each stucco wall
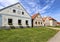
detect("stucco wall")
[0,3,31,18]
[0,3,32,27]
[44,19,57,26]
[0,15,2,27]
[2,15,31,27]
[33,14,43,27]
[44,20,50,26]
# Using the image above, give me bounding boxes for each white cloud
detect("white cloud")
[38,0,55,14]
[24,0,55,14]
[45,0,50,3]
[0,0,19,9]
[0,0,18,4]
[0,0,55,15]
[0,5,4,9]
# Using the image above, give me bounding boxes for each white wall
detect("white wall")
[0,15,2,27]
[2,15,31,27]
[0,3,32,27]
[0,3,31,18]
[33,14,43,26]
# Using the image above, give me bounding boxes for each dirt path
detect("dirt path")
[48,27,60,42]
[48,31,60,42]
[48,27,60,30]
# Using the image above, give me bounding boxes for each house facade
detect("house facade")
[43,17,57,26]
[32,13,43,27]
[0,2,31,28]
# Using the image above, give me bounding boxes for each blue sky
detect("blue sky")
[0,0,60,22]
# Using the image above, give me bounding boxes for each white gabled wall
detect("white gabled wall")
[0,3,31,27]
[0,3,31,18]
[2,15,31,27]
[33,14,44,26]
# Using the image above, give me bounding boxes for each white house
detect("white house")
[0,2,31,28]
[32,13,44,27]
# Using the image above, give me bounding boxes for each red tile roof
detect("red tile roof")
[32,13,39,19]
[42,17,56,22]
[42,17,47,22]
[57,22,60,24]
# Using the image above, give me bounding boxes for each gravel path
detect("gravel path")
[48,31,60,42]
[48,27,60,42]
[48,27,60,30]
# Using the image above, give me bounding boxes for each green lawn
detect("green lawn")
[49,26,60,28]
[0,27,58,42]
[54,26,60,28]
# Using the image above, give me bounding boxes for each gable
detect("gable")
[32,13,42,20]
[0,2,31,18]
[35,14,42,19]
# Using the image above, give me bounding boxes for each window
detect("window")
[35,22,37,24]
[13,9,16,13]
[8,19,12,25]
[38,22,40,24]
[18,20,21,25]
[18,6,20,7]
[26,20,28,25]
[41,22,42,24]
[22,12,24,15]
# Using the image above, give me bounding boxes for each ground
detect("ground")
[48,31,60,42]
[47,27,60,42]
[0,27,58,42]
[48,26,60,28]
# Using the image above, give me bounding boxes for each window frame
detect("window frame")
[18,20,22,25]
[8,19,13,25]
[26,20,28,25]
[13,9,16,13]
[35,21,37,24]
[22,12,24,15]
[38,22,40,24]
[41,22,42,24]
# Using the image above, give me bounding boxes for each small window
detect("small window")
[13,9,16,13]
[26,20,28,25]
[18,6,20,7]
[22,12,24,15]
[38,22,40,24]
[41,22,42,24]
[18,20,21,25]
[8,19,12,25]
[35,22,37,24]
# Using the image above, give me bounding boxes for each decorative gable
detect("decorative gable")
[0,2,31,18]
[32,13,42,20]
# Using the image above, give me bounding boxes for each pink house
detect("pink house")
[42,17,57,26]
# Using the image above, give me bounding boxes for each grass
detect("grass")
[54,26,60,28]
[0,27,58,42]
[48,26,60,28]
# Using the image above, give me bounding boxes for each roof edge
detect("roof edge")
[0,2,19,11]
